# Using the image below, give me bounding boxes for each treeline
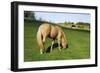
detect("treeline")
[63,21,90,25]
[24,11,36,20]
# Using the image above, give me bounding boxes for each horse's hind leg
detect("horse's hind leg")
[42,35,47,53]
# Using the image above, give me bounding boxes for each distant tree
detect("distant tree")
[67,22,74,24]
[39,17,42,21]
[31,12,35,20]
[76,22,90,25]
[76,22,90,29]
[24,11,36,20]
[64,21,68,25]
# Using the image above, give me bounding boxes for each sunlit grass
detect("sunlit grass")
[24,21,90,62]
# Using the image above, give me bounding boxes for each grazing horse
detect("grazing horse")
[37,23,68,54]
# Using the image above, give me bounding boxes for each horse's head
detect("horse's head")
[61,32,68,49]
[62,42,68,48]
[62,40,68,49]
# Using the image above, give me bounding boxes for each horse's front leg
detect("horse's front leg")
[51,40,54,52]
[58,38,61,51]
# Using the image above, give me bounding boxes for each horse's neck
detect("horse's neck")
[49,25,58,39]
[62,31,66,42]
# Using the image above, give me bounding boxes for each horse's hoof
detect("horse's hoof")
[59,48,62,51]
[50,50,52,52]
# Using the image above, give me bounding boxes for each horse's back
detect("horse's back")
[39,23,51,36]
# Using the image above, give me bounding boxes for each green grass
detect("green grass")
[24,20,90,62]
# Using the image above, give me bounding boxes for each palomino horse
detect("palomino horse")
[37,23,68,54]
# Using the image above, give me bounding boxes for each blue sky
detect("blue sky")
[34,11,90,23]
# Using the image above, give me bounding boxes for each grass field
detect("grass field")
[24,20,90,62]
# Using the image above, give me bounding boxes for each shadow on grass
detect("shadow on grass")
[46,43,69,53]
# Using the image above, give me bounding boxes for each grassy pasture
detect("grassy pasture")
[24,20,90,62]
